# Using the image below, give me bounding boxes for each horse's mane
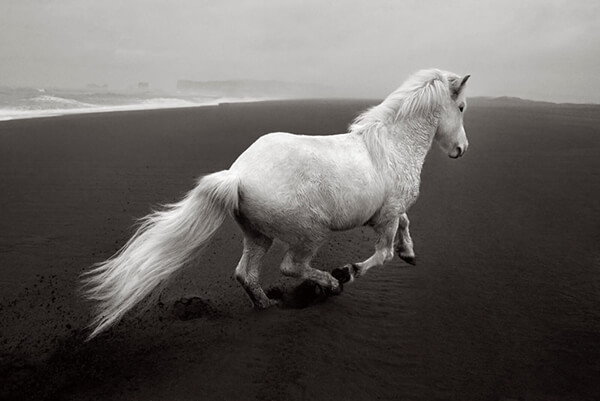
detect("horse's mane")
[349,69,455,134]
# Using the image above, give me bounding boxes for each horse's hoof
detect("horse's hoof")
[400,255,417,266]
[332,266,352,284]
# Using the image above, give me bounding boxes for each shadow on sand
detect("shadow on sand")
[0,329,163,401]
[265,266,353,309]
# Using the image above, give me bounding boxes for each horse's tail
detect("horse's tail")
[82,170,240,339]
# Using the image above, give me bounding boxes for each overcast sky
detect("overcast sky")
[1,0,598,102]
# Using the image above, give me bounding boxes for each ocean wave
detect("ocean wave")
[29,95,98,110]
[0,90,271,121]
[140,97,199,107]
[0,95,200,121]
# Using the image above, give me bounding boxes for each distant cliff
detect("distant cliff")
[176,79,333,98]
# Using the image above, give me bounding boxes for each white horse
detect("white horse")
[83,68,470,339]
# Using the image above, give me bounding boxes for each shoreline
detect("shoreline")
[0,98,274,123]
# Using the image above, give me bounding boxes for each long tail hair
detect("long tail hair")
[81,170,240,339]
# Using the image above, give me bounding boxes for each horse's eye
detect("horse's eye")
[458,103,465,112]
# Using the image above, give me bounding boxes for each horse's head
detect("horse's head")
[435,74,470,159]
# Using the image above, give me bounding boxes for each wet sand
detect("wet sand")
[1,99,599,400]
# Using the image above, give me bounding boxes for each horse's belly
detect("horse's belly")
[238,173,383,239]
[326,190,382,231]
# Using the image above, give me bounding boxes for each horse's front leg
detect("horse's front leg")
[395,213,416,265]
[333,216,399,283]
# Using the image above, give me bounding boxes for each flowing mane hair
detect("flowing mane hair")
[348,69,458,169]
[349,68,455,134]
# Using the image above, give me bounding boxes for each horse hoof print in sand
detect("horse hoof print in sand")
[82,69,471,339]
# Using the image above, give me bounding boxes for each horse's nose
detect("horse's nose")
[449,146,463,159]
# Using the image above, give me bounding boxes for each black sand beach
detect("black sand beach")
[1,99,599,400]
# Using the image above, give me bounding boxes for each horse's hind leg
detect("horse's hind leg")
[280,241,342,295]
[395,213,416,265]
[234,233,277,309]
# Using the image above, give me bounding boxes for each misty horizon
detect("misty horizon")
[1,77,599,106]
[2,77,600,108]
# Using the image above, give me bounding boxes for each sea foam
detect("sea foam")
[0,88,268,121]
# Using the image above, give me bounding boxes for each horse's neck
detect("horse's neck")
[394,123,433,163]
[378,120,434,209]
[378,117,436,175]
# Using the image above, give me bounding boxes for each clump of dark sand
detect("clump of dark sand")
[172,297,220,320]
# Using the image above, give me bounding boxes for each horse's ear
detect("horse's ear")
[450,74,470,99]
[460,75,471,88]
